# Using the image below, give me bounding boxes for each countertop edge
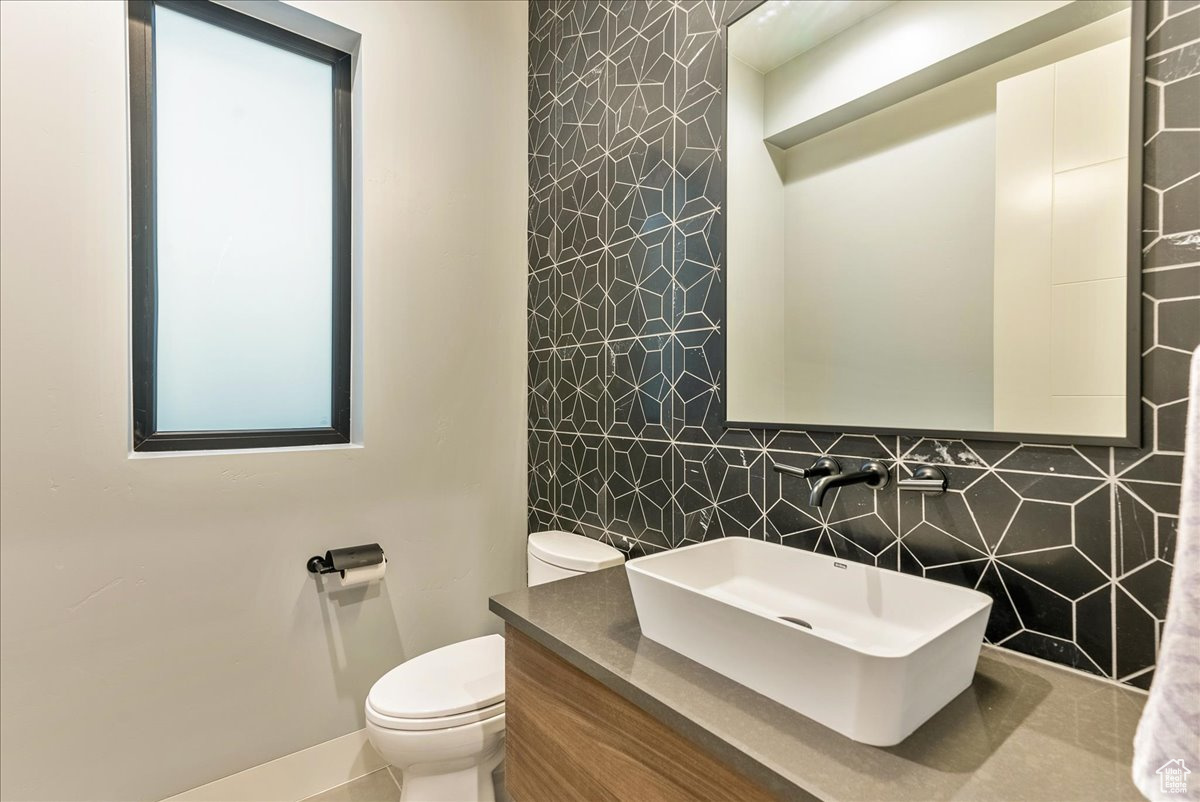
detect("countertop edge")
[489,597,825,802]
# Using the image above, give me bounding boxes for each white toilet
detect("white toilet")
[365,531,624,802]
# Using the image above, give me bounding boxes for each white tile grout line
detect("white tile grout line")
[385,766,402,794]
[532,429,1187,485]
[299,767,402,802]
[529,325,711,352]
[1142,261,1200,273]
[531,206,720,273]
[162,729,387,802]
[1109,445,1119,679]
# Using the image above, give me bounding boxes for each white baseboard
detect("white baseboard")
[161,728,388,802]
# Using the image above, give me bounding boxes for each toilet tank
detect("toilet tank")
[527,530,625,587]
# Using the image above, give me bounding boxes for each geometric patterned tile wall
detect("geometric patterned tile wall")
[529,0,1200,688]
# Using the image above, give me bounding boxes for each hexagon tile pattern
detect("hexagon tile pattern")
[527,0,1200,689]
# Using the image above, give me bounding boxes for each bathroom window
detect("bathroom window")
[128,0,352,452]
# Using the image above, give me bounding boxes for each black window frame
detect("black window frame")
[128,0,353,453]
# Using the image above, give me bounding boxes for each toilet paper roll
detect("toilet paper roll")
[335,557,386,589]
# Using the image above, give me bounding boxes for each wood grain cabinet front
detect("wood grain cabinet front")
[503,625,780,802]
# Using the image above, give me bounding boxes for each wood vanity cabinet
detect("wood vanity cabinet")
[503,625,779,801]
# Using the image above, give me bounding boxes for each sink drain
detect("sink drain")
[779,616,813,629]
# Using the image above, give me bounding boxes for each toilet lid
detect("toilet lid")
[528,530,624,572]
[367,634,504,719]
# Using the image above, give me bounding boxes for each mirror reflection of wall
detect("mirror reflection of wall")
[726,0,1135,439]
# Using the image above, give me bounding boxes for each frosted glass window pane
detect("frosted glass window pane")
[154,5,333,432]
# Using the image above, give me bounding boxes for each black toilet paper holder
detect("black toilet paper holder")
[306,543,385,576]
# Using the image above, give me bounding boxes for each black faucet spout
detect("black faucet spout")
[808,461,890,507]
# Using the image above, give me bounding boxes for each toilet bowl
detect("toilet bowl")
[366,635,506,802]
[365,531,623,802]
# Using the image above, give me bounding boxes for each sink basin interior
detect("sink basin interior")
[630,538,991,658]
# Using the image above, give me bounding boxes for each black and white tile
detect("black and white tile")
[528,0,1200,687]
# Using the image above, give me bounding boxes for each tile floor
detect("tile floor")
[301,765,510,802]
[300,768,400,802]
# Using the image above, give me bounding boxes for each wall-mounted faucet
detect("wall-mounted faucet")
[772,458,891,507]
[807,461,890,507]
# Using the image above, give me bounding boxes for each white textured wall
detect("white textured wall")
[726,57,787,424]
[0,1,528,800]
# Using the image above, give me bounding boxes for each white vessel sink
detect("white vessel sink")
[626,538,992,746]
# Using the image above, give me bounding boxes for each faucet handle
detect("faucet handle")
[897,465,947,493]
[773,457,841,480]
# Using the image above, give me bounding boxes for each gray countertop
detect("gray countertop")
[489,566,1147,802]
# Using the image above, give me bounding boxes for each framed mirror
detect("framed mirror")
[724,0,1144,446]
